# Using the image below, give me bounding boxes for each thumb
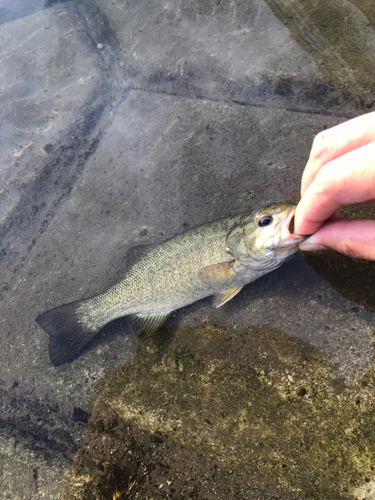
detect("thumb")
[299,219,375,260]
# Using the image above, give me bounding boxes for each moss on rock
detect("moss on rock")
[60,323,375,499]
[263,0,375,110]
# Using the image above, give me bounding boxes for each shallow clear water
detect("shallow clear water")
[1,0,375,498]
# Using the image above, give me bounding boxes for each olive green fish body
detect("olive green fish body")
[78,216,241,330]
[36,203,305,365]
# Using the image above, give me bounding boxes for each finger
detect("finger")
[299,219,375,260]
[301,111,375,195]
[295,140,375,234]
[329,209,340,219]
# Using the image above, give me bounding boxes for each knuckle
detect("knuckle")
[312,169,332,196]
[310,131,331,162]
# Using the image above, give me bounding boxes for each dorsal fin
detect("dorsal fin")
[126,244,156,268]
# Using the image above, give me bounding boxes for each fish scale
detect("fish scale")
[79,216,240,323]
[36,203,306,366]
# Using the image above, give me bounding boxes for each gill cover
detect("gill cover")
[225,203,297,270]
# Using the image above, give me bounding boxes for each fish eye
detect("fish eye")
[258,215,273,227]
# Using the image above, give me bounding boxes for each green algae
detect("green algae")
[60,323,375,499]
[349,0,375,28]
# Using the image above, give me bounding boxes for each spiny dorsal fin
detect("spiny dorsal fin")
[130,312,170,339]
[213,286,243,308]
[126,244,157,269]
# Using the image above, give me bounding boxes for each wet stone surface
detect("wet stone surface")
[60,324,375,500]
[0,0,375,498]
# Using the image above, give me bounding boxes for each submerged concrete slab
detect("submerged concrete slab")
[0,89,370,497]
[264,0,375,110]
[0,0,375,497]
[4,89,348,399]
[0,1,118,254]
[85,0,354,116]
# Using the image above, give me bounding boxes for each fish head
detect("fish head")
[228,203,307,271]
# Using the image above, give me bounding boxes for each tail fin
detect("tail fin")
[35,301,98,366]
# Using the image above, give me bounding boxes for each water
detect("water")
[0,0,375,498]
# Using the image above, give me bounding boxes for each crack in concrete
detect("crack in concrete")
[132,84,356,118]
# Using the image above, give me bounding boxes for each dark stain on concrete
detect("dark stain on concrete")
[0,379,80,461]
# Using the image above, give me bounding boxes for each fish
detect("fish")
[35,202,306,366]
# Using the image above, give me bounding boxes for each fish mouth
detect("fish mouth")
[277,208,308,248]
[288,214,295,234]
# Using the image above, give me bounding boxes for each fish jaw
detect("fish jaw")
[275,207,307,250]
[274,207,307,251]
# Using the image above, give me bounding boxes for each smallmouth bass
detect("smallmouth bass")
[36,202,306,365]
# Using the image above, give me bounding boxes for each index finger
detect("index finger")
[295,140,375,234]
[301,111,375,195]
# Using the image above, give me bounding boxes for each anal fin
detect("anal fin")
[213,286,243,308]
[130,312,170,339]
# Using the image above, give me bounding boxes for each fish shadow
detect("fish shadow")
[76,313,182,365]
[77,316,135,361]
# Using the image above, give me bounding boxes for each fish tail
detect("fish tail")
[35,300,99,366]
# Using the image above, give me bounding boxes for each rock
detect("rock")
[60,323,375,499]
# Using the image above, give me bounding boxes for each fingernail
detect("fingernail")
[299,242,328,252]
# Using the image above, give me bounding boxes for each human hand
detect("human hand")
[294,112,375,260]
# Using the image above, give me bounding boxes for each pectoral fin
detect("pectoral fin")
[213,286,243,308]
[198,261,236,284]
[199,262,242,307]
[130,312,170,339]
